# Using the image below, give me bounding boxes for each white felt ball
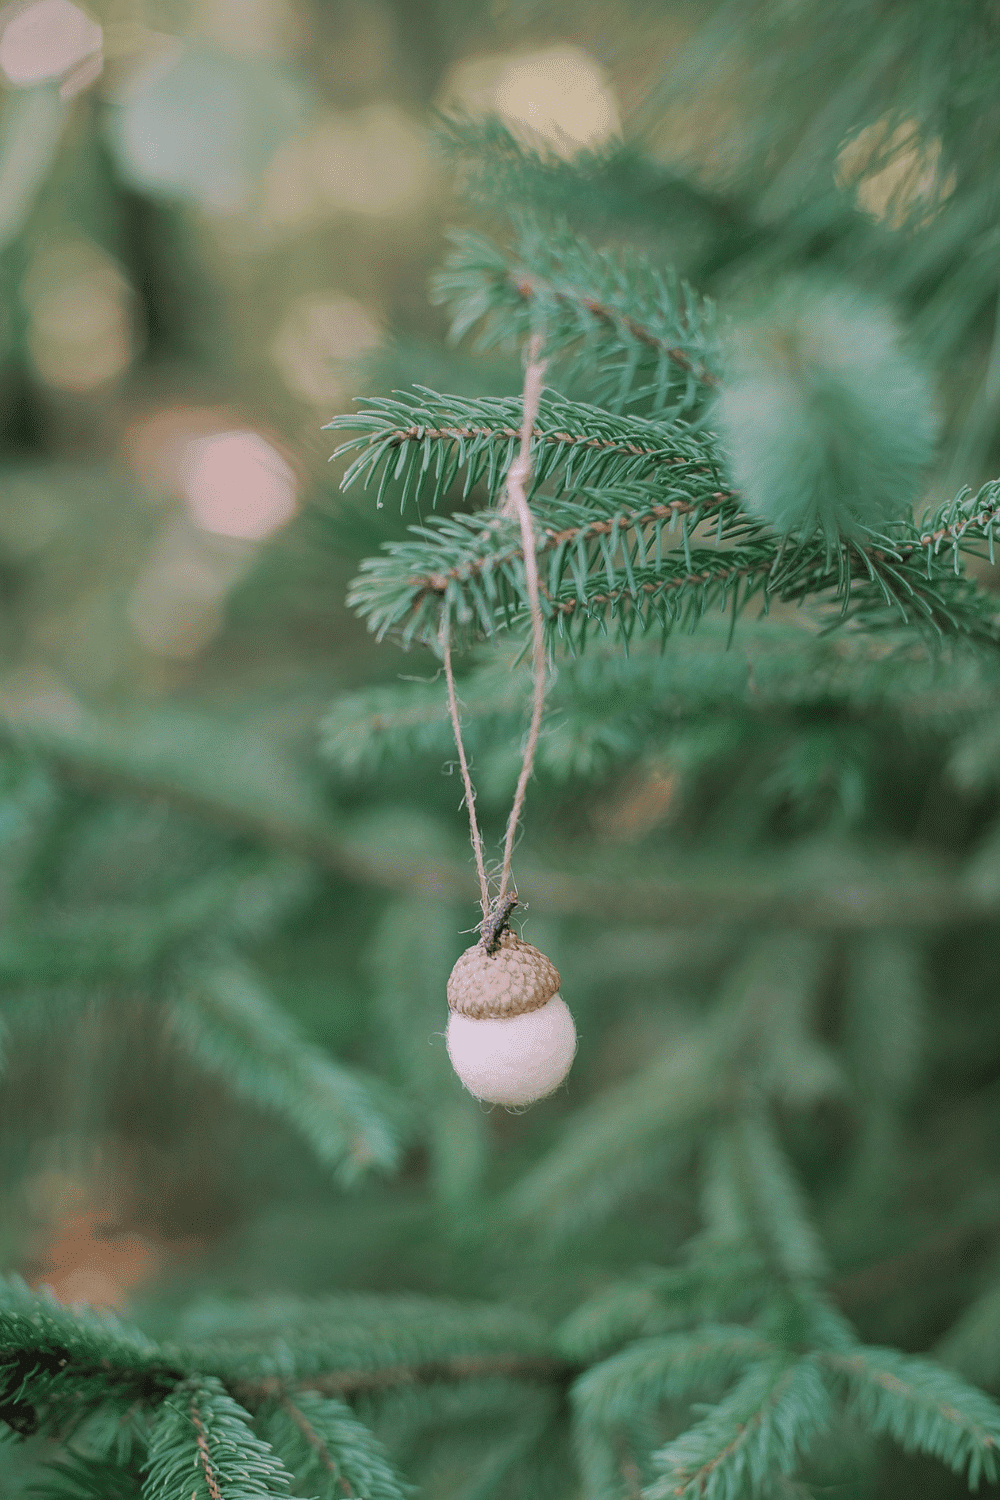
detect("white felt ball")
[446,995,577,1106]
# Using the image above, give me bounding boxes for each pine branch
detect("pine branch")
[232,1353,562,1401]
[430,224,720,415]
[820,1346,1000,1487]
[170,962,403,1184]
[143,1376,295,1500]
[436,116,740,243]
[261,1390,409,1500]
[10,713,1000,933]
[572,1329,777,1432]
[325,389,725,517]
[0,857,304,986]
[168,1293,556,1390]
[937,1280,1000,1392]
[645,1356,834,1500]
[0,1278,182,1447]
[320,658,523,778]
[321,625,1000,784]
[505,1028,718,1238]
[334,381,1000,650]
[724,1113,829,1286]
[354,511,1000,650]
[913,478,1000,565]
[558,1257,769,1365]
[0,1273,165,1384]
[345,484,740,648]
[31,1452,144,1500]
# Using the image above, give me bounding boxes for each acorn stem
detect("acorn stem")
[481,894,519,954]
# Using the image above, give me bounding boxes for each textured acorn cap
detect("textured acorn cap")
[447,930,561,1019]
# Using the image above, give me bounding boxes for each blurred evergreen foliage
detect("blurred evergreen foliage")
[3,2,1000,1498]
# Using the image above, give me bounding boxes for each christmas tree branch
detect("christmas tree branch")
[820,1347,1000,1485]
[264,1391,408,1500]
[349,506,999,652]
[645,1356,833,1500]
[171,962,402,1182]
[431,224,720,414]
[144,1376,294,1500]
[4,717,1000,931]
[335,382,1000,653]
[237,1352,566,1399]
[326,389,723,516]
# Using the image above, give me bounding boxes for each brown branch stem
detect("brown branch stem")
[507,269,720,389]
[237,1352,565,1401]
[281,1393,354,1498]
[189,1399,223,1500]
[412,491,733,600]
[382,421,695,464]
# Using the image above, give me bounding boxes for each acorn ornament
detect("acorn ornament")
[436,340,575,1106]
[446,909,577,1106]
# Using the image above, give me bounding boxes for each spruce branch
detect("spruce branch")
[558,1258,770,1365]
[233,1353,562,1400]
[912,478,1000,566]
[161,1290,558,1391]
[431,224,720,414]
[350,507,1000,653]
[143,1376,295,1500]
[170,962,403,1184]
[645,1355,834,1500]
[820,1346,1000,1487]
[435,116,739,245]
[723,1112,829,1287]
[30,1452,145,1499]
[11,712,1000,934]
[572,1329,777,1432]
[325,390,724,516]
[505,1028,718,1237]
[335,383,1000,652]
[321,626,1000,783]
[345,482,738,648]
[261,1390,409,1500]
[0,856,306,985]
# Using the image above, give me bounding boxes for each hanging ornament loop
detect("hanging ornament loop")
[439,334,550,929]
[496,335,549,909]
[439,336,577,1106]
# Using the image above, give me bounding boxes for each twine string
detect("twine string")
[497,336,548,905]
[440,615,491,920]
[439,335,549,938]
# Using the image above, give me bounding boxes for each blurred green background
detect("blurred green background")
[0,0,667,1313]
[7,0,1000,1468]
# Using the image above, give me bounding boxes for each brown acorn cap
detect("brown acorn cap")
[447,930,561,1019]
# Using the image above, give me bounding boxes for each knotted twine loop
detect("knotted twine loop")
[440,335,550,947]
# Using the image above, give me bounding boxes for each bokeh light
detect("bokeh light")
[128,546,227,661]
[263,104,432,228]
[110,44,307,213]
[272,294,381,405]
[0,0,101,86]
[836,117,956,229]
[180,430,298,540]
[194,0,301,58]
[127,513,261,661]
[23,237,134,391]
[442,44,620,157]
